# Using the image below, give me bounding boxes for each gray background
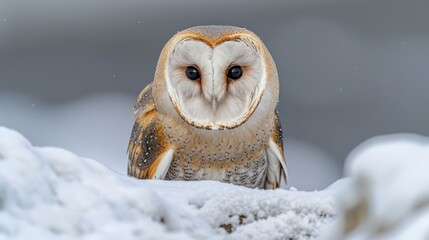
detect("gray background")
[1,0,428,190]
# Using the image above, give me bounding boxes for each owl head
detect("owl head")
[152,26,279,130]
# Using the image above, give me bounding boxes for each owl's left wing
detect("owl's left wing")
[264,111,288,189]
[127,84,175,179]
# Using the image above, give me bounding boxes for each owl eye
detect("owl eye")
[185,66,200,80]
[227,65,243,80]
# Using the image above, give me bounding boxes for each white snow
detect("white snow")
[0,127,338,240]
[324,133,429,240]
[3,127,429,240]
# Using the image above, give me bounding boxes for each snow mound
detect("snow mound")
[324,134,429,240]
[0,127,337,240]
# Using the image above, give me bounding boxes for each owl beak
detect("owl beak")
[211,98,218,112]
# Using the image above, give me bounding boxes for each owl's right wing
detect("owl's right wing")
[264,111,288,189]
[127,84,175,179]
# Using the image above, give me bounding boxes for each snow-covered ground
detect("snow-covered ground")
[325,134,429,240]
[0,127,337,240]
[1,127,429,240]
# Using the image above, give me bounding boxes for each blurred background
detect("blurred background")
[1,0,428,190]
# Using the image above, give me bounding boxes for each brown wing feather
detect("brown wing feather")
[264,110,287,189]
[127,84,173,179]
[273,110,288,184]
[272,111,284,153]
[133,84,155,115]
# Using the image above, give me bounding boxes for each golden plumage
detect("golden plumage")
[128,25,287,189]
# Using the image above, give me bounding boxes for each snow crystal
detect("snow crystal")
[0,127,338,240]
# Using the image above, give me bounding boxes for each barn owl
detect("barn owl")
[128,25,287,189]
